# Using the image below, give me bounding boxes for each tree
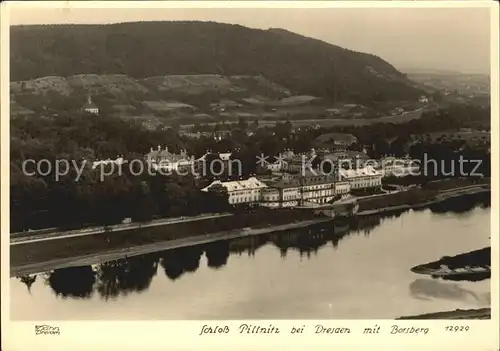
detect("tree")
[373,139,390,158]
[348,142,363,152]
[204,183,230,212]
[389,137,407,157]
[237,117,247,131]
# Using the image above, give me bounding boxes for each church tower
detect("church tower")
[82,92,99,114]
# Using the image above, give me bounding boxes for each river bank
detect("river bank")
[11,212,234,244]
[357,183,490,216]
[11,182,491,275]
[397,308,491,320]
[11,215,331,276]
[12,181,491,244]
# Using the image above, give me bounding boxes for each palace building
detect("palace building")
[339,166,383,190]
[379,157,420,178]
[145,145,194,173]
[201,177,268,205]
[260,173,351,209]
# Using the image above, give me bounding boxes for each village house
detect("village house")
[195,152,232,161]
[312,133,358,149]
[181,132,211,139]
[218,152,232,162]
[281,150,296,160]
[266,158,288,172]
[326,108,343,116]
[391,107,404,116]
[262,150,294,173]
[193,152,234,177]
[181,130,232,141]
[92,156,125,170]
[214,130,233,140]
[418,95,429,104]
[321,150,370,173]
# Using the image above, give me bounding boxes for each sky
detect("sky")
[7,4,493,74]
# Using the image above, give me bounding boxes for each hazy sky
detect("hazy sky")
[8,5,492,74]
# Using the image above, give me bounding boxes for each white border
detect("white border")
[1,2,499,350]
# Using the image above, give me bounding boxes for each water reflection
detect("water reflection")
[96,255,159,300]
[35,216,385,300]
[16,194,490,303]
[409,278,490,304]
[18,275,37,293]
[47,266,96,299]
[160,247,203,280]
[230,235,268,257]
[205,241,231,269]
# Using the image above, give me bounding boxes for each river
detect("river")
[10,196,491,320]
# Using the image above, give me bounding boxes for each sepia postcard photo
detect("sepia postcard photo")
[1,1,499,350]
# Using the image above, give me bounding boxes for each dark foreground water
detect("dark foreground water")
[11,195,491,320]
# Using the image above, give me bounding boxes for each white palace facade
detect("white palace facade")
[202,173,352,208]
[201,165,384,208]
[260,173,351,208]
[201,177,268,205]
[339,166,383,190]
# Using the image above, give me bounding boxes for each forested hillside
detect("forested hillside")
[11,21,423,104]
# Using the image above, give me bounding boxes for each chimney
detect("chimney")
[165,146,169,152]
[157,145,161,151]
[150,147,153,153]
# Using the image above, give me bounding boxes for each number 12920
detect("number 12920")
[445,326,470,332]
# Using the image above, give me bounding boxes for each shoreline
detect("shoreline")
[397,308,491,320]
[410,247,491,280]
[10,183,491,276]
[11,217,332,277]
[357,185,490,216]
[10,212,234,244]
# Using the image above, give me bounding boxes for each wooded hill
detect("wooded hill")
[11,21,424,105]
